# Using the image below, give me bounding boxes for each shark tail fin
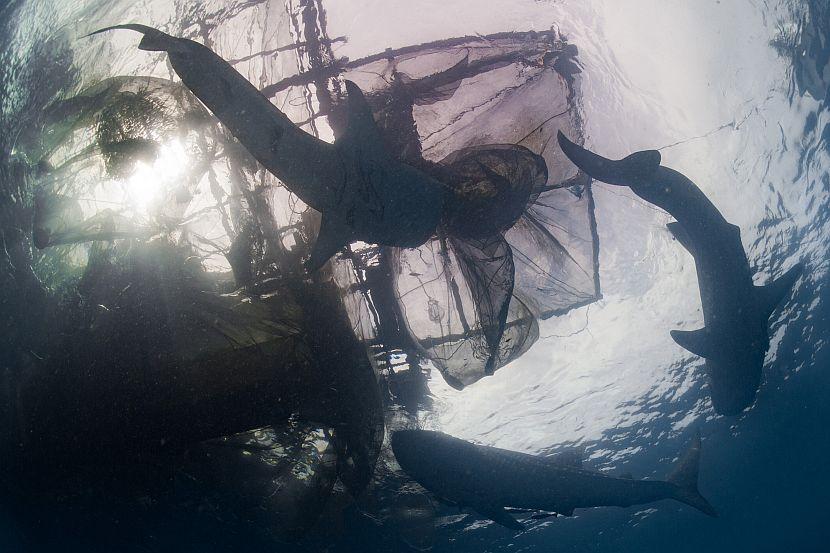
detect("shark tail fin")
[338,80,385,152]
[556,131,661,186]
[756,262,804,320]
[85,24,173,52]
[667,430,717,517]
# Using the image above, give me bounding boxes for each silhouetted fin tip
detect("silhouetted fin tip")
[306,214,354,271]
[755,262,804,319]
[557,131,661,185]
[556,131,618,183]
[668,429,717,517]
[84,24,173,52]
[338,80,386,154]
[621,149,661,171]
[556,130,579,155]
[343,79,362,96]
[478,504,525,532]
[84,23,154,38]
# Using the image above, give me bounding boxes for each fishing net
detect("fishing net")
[2,2,383,542]
[1,0,599,546]
[329,31,601,387]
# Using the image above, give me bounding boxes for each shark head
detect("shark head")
[390,429,425,471]
[391,430,459,481]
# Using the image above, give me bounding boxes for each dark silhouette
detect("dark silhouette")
[89,25,448,271]
[392,429,716,531]
[557,131,804,414]
[85,26,601,389]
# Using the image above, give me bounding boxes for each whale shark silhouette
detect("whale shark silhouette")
[392,429,716,531]
[557,131,803,415]
[88,24,448,271]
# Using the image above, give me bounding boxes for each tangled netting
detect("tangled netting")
[24,23,599,391]
[333,32,601,388]
[0,0,599,547]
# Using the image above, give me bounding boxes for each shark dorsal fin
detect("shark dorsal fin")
[666,221,696,255]
[337,80,387,159]
[546,448,583,468]
[670,328,718,359]
[755,262,804,320]
[621,149,661,177]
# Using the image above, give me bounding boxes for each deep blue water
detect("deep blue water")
[1,0,828,551]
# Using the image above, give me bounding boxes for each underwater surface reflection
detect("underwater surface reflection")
[0,0,828,551]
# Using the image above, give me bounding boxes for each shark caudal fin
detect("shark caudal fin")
[667,430,717,517]
[755,262,804,321]
[85,24,176,52]
[556,131,661,186]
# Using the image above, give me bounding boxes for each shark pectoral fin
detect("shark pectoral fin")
[306,215,354,272]
[670,328,716,359]
[478,504,525,532]
[755,262,804,320]
[666,221,697,255]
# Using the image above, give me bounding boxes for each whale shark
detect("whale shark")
[556,131,804,415]
[391,429,716,531]
[87,25,448,271]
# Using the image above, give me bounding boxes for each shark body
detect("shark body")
[557,132,803,414]
[391,429,716,531]
[89,25,447,270]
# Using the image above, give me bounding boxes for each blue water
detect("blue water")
[1,0,829,551]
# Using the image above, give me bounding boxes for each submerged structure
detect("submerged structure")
[0,0,600,549]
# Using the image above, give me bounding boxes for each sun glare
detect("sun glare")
[125,140,188,212]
